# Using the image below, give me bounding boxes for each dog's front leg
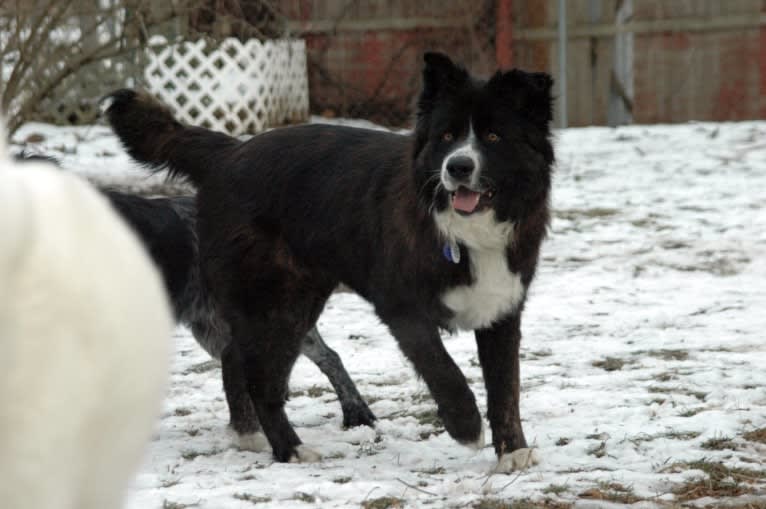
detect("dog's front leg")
[385,315,482,446]
[476,314,538,473]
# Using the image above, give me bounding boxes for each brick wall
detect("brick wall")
[275,0,766,126]
[631,0,765,124]
[515,0,766,126]
[276,0,497,126]
[762,3,766,118]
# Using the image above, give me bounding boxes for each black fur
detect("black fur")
[105,52,554,464]
[104,191,377,431]
[104,193,195,306]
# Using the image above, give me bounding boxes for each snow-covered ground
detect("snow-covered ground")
[11,119,766,508]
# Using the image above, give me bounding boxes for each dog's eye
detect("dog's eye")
[486,132,500,143]
[442,132,454,142]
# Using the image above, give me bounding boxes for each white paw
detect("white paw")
[235,432,270,452]
[493,448,539,473]
[289,445,322,463]
[99,95,115,113]
[464,425,486,451]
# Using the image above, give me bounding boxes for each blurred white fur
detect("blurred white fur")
[0,128,172,509]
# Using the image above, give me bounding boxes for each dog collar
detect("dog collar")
[442,240,461,264]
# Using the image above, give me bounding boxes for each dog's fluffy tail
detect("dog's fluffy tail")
[104,89,238,187]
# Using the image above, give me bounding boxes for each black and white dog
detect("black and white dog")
[105,52,554,472]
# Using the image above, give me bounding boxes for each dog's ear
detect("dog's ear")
[418,52,468,112]
[423,52,461,83]
[414,52,469,158]
[489,69,554,128]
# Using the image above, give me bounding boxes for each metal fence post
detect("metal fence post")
[609,0,634,126]
[557,0,568,129]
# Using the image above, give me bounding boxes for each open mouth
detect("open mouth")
[450,186,495,215]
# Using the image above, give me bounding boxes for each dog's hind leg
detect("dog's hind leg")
[231,312,322,463]
[301,326,376,428]
[204,224,333,462]
[224,273,333,462]
[221,343,266,451]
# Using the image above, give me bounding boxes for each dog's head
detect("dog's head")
[413,52,554,245]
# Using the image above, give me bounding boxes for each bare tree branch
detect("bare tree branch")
[2,0,288,137]
[6,8,183,134]
[2,0,74,111]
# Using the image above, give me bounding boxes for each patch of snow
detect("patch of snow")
[494,448,540,473]
[12,119,766,508]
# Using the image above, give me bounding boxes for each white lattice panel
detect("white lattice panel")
[144,38,309,135]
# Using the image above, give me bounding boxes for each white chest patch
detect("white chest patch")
[434,208,525,331]
[442,246,524,330]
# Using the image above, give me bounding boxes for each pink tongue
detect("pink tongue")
[452,188,481,213]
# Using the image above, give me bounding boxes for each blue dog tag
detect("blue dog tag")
[443,240,461,264]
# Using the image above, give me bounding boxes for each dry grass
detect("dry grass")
[648,385,707,401]
[183,360,220,375]
[556,207,619,220]
[586,441,607,458]
[663,460,766,502]
[291,385,333,398]
[527,349,554,360]
[578,482,642,504]
[700,435,737,451]
[743,427,766,444]
[542,484,569,496]
[592,356,628,371]
[629,430,701,444]
[655,371,678,382]
[700,501,766,509]
[180,448,222,461]
[673,478,753,501]
[645,349,690,361]
[678,407,706,417]
[362,497,403,509]
[416,466,447,475]
[473,499,572,509]
[293,492,316,503]
[232,493,271,504]
[162,502,199,509]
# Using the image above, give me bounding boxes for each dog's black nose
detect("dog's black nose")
[446,156,475,180]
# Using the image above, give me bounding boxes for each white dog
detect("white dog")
[0,133,172,509]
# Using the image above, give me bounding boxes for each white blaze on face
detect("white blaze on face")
[440,124,483,192]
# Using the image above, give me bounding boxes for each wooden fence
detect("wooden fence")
[511,0,766,126]
[28,0,766,128]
